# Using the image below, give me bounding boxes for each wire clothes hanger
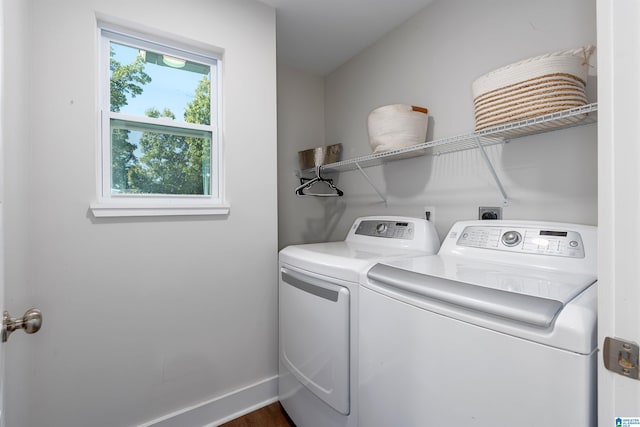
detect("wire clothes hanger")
[295,166,344,197]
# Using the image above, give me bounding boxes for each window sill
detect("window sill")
[90,201,230,218]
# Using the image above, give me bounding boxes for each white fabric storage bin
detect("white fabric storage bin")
[472,46,595,131]
[367,104,429,153]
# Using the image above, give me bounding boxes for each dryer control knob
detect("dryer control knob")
[376,223,388,234]
[502,231,522,247]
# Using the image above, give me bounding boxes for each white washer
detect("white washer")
[359,220,597,427]
[279,216,440,427]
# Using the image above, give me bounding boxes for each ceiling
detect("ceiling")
[259,0,434,76]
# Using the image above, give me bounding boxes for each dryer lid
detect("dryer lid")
[280,241,431,282]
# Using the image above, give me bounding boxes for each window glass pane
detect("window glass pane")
[109,41,211,125]
[111,120,212,196]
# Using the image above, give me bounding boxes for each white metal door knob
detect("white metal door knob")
[2,308,42,343]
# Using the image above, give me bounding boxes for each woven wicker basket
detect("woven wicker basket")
[472,45,595,131]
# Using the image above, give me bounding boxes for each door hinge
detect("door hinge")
[604,337,640,380]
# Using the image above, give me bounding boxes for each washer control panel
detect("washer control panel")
[457,225,585,258]
[355,220,414,240]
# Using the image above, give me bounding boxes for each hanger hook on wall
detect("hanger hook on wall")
[295,166,344,197]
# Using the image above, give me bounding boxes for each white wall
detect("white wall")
[277,65,339,249]
[2,0,33,424]
[280,0,597,242]
[3,0,278,426]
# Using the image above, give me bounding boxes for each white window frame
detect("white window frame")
[90,24,228,218]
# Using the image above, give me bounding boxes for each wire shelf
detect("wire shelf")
[304,103,597,175]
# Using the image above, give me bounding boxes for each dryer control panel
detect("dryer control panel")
[355,220,414,240]
[347,216,440,253]
[457,225,585,258]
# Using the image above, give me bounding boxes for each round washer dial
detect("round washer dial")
[501,230,522,247]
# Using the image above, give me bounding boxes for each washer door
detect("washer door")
[279,266,350,415]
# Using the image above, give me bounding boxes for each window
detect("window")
[91,25,227,217]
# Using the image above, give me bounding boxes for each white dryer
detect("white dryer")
[278,216,440,427]
[359,220,597,427]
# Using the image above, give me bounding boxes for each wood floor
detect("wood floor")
[219,402,296,427]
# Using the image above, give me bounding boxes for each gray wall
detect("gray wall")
[3,0,278,426]
[278,0,597,247]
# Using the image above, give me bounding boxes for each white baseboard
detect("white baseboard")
[138,375,279,427]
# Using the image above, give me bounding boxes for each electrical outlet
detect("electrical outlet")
[478,206,502,220]
[424,206,435,223]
